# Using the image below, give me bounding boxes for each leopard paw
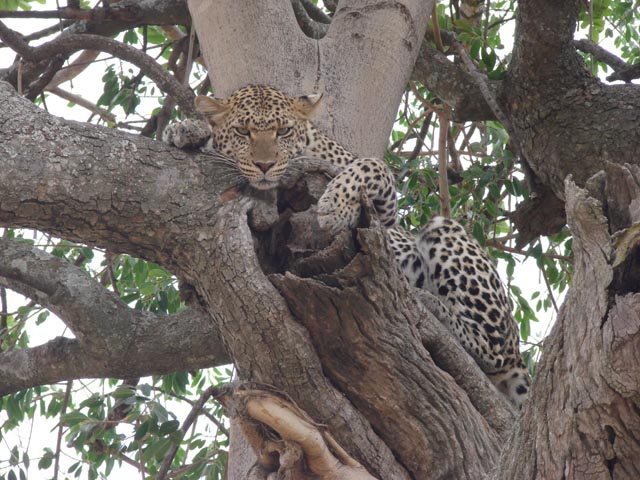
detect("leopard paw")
[317,181,361,233]
[163,118,211,149]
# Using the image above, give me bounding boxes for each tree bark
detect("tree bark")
[1,0,640,478]
[495,174,640,480]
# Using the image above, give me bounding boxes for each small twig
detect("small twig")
[485,239,572,262]
[447,127,462,172]
[167,450,225,478]
[46,86,116,123]
[156,385,217,480]
[388,111,428,152]
[437,108,451,218]
[0,229,7,339]
[455,40,514,134]
[26,55,66,100]
[0,8,94,19]
[0,21,73,48]
[431,5,445,53]
[53,381,73,480]
[409,80,445,115]
[149,386,229,436]
[16,58,22,95]
[183,26,196,88]
[408,116,432,163]
[588,0,595,76]
[541,265,559,314]
[483,0,490,43]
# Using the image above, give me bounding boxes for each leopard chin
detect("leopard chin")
[250,178,279,190]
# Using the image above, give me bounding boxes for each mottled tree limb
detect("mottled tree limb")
[0,80,219,263]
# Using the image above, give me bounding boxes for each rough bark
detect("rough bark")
[505,0,640,198]
[1,0,640,478]
[495,175,640,480]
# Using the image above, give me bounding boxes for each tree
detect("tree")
[0,0,639,478]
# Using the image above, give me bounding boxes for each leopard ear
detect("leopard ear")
[195,96,230,126]
[293,93,323,118]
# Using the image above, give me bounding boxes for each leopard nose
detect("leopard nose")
[255,162,275,173]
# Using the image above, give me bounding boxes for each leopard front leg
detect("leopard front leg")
[162,118,212,150]
[317,157,397,233]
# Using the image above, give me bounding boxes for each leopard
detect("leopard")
[163,84,530,409]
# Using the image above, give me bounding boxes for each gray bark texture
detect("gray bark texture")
[0,0,639,478]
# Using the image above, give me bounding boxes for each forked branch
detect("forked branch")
[214,384,378,480]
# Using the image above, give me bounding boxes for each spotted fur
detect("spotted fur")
[164,84,530,408]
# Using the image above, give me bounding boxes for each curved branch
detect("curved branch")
[291,0,329,38]
[411,38,497,121]
[0,312,229,396]
[0,238,230,395]
[0,21,198,116]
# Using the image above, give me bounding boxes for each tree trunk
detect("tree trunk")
[496,169,640,480]
[188,0,431,157]
[1,0,640,478]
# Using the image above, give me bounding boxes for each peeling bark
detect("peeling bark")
[495,177,640,480]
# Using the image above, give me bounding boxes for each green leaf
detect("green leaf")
[10,446,19,466]
[61,411,90,426]
[135,420,151,440]
[112,385,136,400]
[123,29,139,45]
[37,448,54,470]
[159,419,180,435]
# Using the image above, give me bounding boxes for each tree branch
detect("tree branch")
[46,86,117,123]
[271,228,506,478]
[502,0,640,201]
[0,21,198,116]
[496,175,640,478]
[0,239,230,396]
[573,38,628,72]
[291,0,329,38]
[0,81,227,263]
[411,37,497,121]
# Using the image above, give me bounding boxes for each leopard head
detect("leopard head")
[195,85,321,190]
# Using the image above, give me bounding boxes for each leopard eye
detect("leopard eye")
[277,126,293,137]
[233,126,250,136]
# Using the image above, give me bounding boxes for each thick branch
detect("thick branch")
[0,81,226,264]
[496,176,640,478]
[0,311,228,396]
[191,197,413,480]
[0,238,230,395]
[504,0,640,199]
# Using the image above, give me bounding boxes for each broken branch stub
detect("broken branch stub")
[214,384,378,480]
